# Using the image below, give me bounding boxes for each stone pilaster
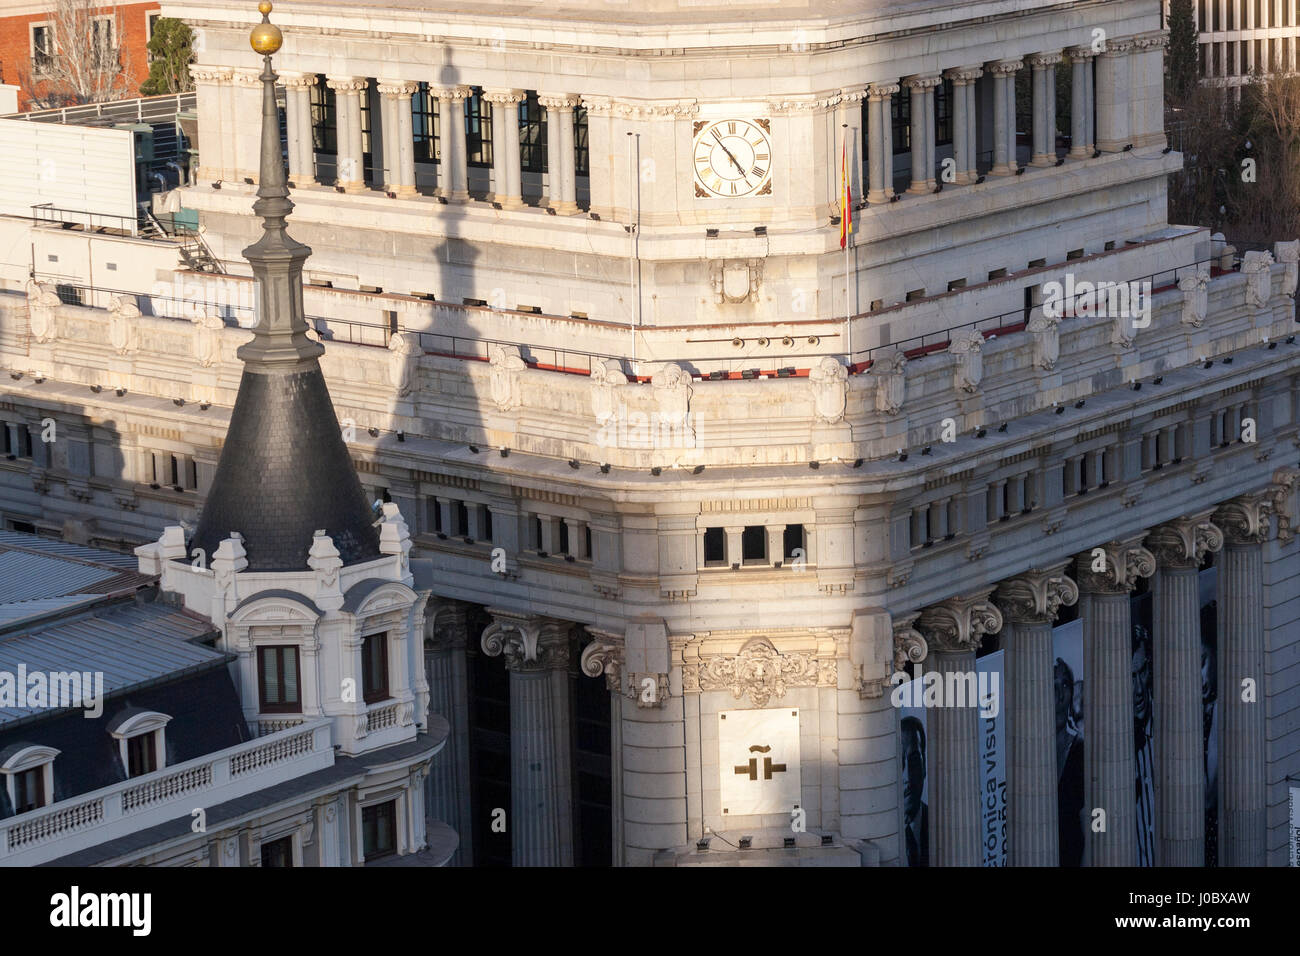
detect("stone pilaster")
[1075,537,1155,866]
[1212,494,1274,866]
[1145,515,1224,866]
[481,609,574,866]
[995,564,1079,866]
[916,592,1003,867]
[424,598,473,865]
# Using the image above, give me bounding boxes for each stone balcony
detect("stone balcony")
[0,719,334,867]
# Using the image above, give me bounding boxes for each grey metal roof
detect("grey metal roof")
[0,603,225,723]
[0,552,118,605]
[0,594,104,627]
[0,531,140,570]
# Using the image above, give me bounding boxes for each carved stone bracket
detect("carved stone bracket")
[579,635,624,693]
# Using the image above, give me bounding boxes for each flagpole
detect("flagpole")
[842,123,853,366]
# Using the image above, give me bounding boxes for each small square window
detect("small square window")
[127,733,157,777]
[703,527,725,565]
[783,524,805,561]
[261,835,294,867]
[13,767,44,814]
[741,526,766,563]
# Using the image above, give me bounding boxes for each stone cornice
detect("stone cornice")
[580,96,700,118]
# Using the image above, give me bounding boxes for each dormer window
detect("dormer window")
[108,709,172,778]
[0,744,59,814]
[362,632,390,704]
[258,645,302,714]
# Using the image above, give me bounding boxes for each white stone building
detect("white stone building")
[1188,0,1300,91]
[0,0,1297,866]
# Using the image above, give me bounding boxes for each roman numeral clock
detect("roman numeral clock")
[693,118,773,198]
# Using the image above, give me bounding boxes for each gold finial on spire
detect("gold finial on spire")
[250,1,282,56]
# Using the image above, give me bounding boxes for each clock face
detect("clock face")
[692,118,772,198]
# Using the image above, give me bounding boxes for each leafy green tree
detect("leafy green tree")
[140,18,195,97]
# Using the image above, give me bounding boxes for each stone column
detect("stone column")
[1094,39,1132,152]
[944,68,981,184]
[579,633,626,866]
[1068,48,1095,158]
[916,592,1004,867]
[1028,53,1061,166]
[280,72,317,186]
[378,80,419,196]
[328,76,368,191]
[866,85,888,202]
[989,60,1021,175]
[424,599,474,865]
[996,565,1079,866]
[963,75,978,177]
[904,76,939,193]
[876,83,898,198]
[434,86,471,201]
[484,89,525,208]
[1212,494,1274,866]
[538,93,581,214]
[1075,537,1155,866]
[1145,515,1224,867]
[481,610,574,866]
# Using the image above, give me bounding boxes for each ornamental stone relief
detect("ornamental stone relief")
[1242,250,1274,309]
[488,343,527,412]
[192,314,225,367]
[809,356,847,423]
[1276,240,1299,296]
[107,295,141,355]
[948,328,983,392]
[1179,271,1210,328]
[387,331,420,396]
[25,279,60,344]
[871,348,906,415]
[1026,313,1060,371]
[685,637,834,707]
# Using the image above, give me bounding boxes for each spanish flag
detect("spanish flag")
[840,140,853,249]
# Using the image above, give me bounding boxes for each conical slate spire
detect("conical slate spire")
[191,4,380,572]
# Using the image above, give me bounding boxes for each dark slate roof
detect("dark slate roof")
[190,364,381,572]
[233,588,323,617]
[340,578,389,614]
[0,600,225,724]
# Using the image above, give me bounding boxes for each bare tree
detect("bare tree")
[1238,67,1300,240]
[17,0,134,109]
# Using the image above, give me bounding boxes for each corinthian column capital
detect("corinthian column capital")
[579,628,625,693]
[1145,514,1225,569]
[996,563,1079,625]
[1269,467,1300,544]
[917,592,1003,653]
[1075,536,1156,593]
[482,87,527,105]
[1213,493,1276,545]
[1027,51,1064,68]
[481,609,571,671]
[892,611,928,671]
[903,73,943,90]
[536,92,581,110]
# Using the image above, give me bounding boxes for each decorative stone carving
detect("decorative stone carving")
[996,565,1079,624]
[626,672,671,708]
[892,612,928,672]
[1145,515,1224,568]
[589,359,627,425]
[1213,493,1275,545]
[650,362,692,435]
[481,613,568,671]
[948,328,984,392]
[694,636,824,707]
[191,314,225,367]
[871,348,906,415]
[1026,313,1060,371]
[887,560,913,589]
[25,279,60,344]
[917,593,1003,652]
[1111,308,1136,348]
[1074,538,1157,592]
[809,356,848,423]
[107,295,140,355]
[1274,240,1299,296]
[1269,467,1300,544]
[487,343,527,412]
[1242,250,1274,309]
[579,637,624,693]
[387,331,420,397]
[709,259,762,304]
[1178,271,1210,328]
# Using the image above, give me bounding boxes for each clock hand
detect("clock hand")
[710,129,745,176]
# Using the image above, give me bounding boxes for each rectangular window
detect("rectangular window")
[574,104,589,176]
[703,527,725,565]
[13,767,44,814]
[261,835,294,867]
[741,525,766,564]
[311,75,337,154]
[362,800,397,859]
[558,520,570,555]
[783,524,805,561]
[455,501,470,536]
[362,633,389,704]
[147,13,162,62]
[891,88,910,153]
[935,78,954,146]
[127,733,157,777]
[31,25,54,72]
[584,524,592,560]
[360,80,373,159]
[258,645,302,713]
[484,508,494,542]
[520,91,547,174]
[90,17,116,71]
[412,82,439,163]
[465,87,493,167]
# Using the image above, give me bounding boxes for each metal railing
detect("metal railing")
[4,91,195,125]
[31,203,139,236]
